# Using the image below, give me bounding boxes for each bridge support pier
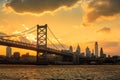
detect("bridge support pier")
[36,51,39,63]
[36,51,48,64]
[36,24,47,64]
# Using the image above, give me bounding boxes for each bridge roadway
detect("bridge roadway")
[0,38,73,57]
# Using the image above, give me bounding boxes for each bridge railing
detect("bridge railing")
[0,38,73,56]
[0,38,37,48]
[46,47,73,56]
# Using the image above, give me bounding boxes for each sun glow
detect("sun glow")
[26,34,36,43]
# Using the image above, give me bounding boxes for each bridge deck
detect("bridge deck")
[0,38,73,57]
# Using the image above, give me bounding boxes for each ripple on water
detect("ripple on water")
[0,65,120,80]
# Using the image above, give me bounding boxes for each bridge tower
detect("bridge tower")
[37,24,47,63]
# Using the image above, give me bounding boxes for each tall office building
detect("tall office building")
[86,47,91,58]
[100,48,103,57]
[73,45,81,64]
[69,46,73,53]
[6,46,12,58]
[95,42,98,58]
[100,47,106,58]
[76,44,81,54]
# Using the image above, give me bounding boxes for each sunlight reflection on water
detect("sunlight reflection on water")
[0,65,120,80]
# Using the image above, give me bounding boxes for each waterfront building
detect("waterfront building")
[6,46,12,58]
[108,55,111,58]
[73,45,81,64]
[73,52,80,64]
[86,47,91,58]
[80,52,85,58]
[100,48,106,58]
[21,53,36,62]
[100,48,103,57]
[91,49,95,58]
[61,46,73,54]
[95,42,98,58]
[13,52,20,60]
[69,46,73,53]
[76,44,81,54]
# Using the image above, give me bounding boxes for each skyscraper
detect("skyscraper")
[100,47,106,58]
[74,44,81,64]
[6,46,12,58]
[100,48,103,57]
[76,44,81,54]
[95,42,98,58]
[69,46,73,53]
[86,47,91,58]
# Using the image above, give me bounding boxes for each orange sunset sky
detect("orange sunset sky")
[0,0,120,56]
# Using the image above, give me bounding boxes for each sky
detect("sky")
[0,0,120,56]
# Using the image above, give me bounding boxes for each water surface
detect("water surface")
[0,65,120,80]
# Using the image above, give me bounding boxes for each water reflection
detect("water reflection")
[0,65,120,80]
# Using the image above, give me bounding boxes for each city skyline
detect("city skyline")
[0,0,120,56]
[1,41,119,65]
[2,42,109,58]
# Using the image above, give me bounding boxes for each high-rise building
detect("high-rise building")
[6,46,12,58]
[95,42,98,58]
[92,49,94,55]
[69,46,73,53]
[76,44,81,54]
[100,48,106,58]
[100,48,103,57]
[73,45,81,64]
[86,47,91,58]
[91,49,95,58]
[108,55,111,58]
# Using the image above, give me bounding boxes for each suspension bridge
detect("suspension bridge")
[0,24,73,64]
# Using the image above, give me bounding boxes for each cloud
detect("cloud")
[0,0,3,2]
[102,42,119,48]
[0,32,7,36]
[86,41,119,48]
[86,41,120,55]
[19,36,31,43]
[101,41,120,55]
[4,0,80,15]
[83,0,120,23]
[97,27,111,33]
[0,32,8,39]
[9,35,35,44]
[11,28,36,43]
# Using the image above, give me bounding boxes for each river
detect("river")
[0,65,120,80]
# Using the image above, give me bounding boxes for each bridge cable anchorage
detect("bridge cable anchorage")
[48,26,66,50]
[47,38,59,50]
[0,26,36,38]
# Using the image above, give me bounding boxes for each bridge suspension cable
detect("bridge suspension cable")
[48,26,66,50]
[24,29,36,34]
[0,26,36,38]
[47,38,59,50]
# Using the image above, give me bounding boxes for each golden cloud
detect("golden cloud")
[82,0,120,23]
[97,27,111,33]
[4,0,80,15]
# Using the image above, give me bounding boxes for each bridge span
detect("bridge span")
[0,38,73,57]
[0,24,73,64]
